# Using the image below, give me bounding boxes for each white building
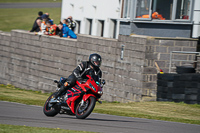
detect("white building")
[61,0,200,39]
[119,0,200,38]
[61,0,122,39]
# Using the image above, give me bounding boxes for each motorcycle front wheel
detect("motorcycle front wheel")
[43,92,60,117]
[75,96,96,119]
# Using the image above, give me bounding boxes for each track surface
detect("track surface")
[0,101,200,133]
[0,3,61,8]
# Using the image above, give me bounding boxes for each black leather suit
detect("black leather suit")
[55,61,102,98]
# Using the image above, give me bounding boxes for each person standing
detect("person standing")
[30,11,43,32]
[35,19,42,32]
[45,13,53,25]
[34,19,43,35]
[67,16,76,32]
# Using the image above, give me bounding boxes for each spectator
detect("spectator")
[35,19,44,35]
[45,12,53,25]
[41,14,48,33]
[35,19,42,32]
[61,21,77,39]
[45,12,49,17]
[62,19,68,25]
[30,11,43,32]
[56,22,63,37]
[66,16,76,32]
[44,21,57,36]
[41,14,48,23]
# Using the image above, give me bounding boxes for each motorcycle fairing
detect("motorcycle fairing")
[67,85,83,99]
[65,75,101,114]
[82,94,96,102]
[66,85,84,114]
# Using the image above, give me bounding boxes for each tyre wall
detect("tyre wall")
[157,73,200,104]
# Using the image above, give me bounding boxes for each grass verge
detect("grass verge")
[0,8,61,32]
[1,84,200,125]
[0,0,62,3]
[0,124,95,133]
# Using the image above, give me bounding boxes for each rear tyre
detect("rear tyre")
[43,92,60,117]
[75,96,96,119]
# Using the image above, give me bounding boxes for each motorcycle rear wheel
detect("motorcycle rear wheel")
[75,96,96,119]
[43,92,60,117]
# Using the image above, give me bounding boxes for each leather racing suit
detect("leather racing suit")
[55,61,102,98]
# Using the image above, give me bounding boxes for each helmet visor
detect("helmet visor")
[94,60,101,67]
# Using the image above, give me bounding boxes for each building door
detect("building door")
[110,19,117,38]
[85,19,92,35]
[97,20,104,37]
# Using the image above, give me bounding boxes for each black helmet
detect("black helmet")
[89,53,102,69]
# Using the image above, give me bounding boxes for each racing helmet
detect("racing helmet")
[89,53,102,69]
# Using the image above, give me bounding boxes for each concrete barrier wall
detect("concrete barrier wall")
[0,30,198,102]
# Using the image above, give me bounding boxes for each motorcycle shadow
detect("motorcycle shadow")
[56,114,149,124]
[86,117,149,124]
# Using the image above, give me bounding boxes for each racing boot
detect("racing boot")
[50,88,64,104]
[50,86,67,104]
[54,82,69,99]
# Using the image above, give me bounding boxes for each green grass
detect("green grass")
[1,84,200,125]
[0,0,62,3]
[94,101,200,125]
[0,8,61,32]
[0,84,50,106]
[0,124,95,133]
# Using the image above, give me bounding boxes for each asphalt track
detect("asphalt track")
[0,101,200,133]
[0,3,61,8]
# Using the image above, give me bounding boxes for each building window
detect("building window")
[152,0,173,20]
[85,19,92,35]
[133,0,193,21]
[97,20,104,37]
[175,0,191,19]
[122,0,131,18]
[135,0,151,19]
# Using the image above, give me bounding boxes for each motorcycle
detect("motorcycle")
[43,75,105,119]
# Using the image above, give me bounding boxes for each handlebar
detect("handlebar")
[54,75,106,87]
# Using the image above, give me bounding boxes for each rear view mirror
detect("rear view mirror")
[54,80,59,83]
[102,79,106,85]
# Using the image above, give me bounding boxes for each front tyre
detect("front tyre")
[75,96,96,119]
[43,92,59,117]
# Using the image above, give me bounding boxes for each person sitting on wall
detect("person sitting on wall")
[66,16,76,32]
[44,21,57,36]
[30,11,43,32]
[61,20,77,39]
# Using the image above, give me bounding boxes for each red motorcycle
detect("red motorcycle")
[43,75,105,119]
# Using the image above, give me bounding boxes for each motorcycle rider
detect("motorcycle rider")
[54,53,102,100]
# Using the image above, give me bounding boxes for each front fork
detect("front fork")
[80,99,85,106]
[82,94,102,104]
